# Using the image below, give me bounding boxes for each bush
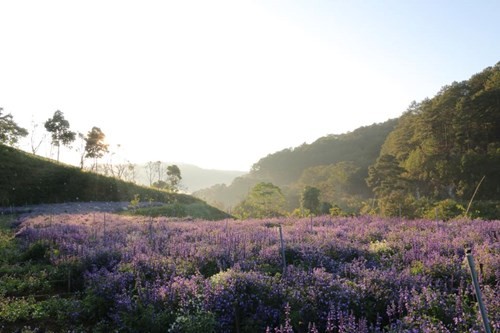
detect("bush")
[468,200,500,219]
[169,310,216,333]
[20,241,50,263]
[423,199,465,220]
[121,303,175,333]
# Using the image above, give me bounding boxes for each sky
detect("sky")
[1,0,500,171]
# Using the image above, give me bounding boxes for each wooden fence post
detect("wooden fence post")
[279,225,286,276]
[466,249,491,333]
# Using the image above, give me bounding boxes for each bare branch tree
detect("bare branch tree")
[145,161,155,186]
[29,118,46,155]
[76,133,87,169]
[125,163,136,183]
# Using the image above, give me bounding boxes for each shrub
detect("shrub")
[20,241,50,263]
[424,199,465,220]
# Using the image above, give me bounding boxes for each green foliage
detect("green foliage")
[366,63,500,218]
[368,239,393,257]
[129,194,140,209]
[81,290,113,324]
[152,179,169,190]
[0,218,82,331]
[252,120,398,186]
[169,310,216,333]
[234,182,286,219]
[0,144,204,207]
[151,164,183,192]
[301,186,320,215]
[44,110,76,161]
[467,200,500,219]
[329,205,344,217]
[20,241,50,263]
[0,296,34,322]
[377,63,500,203]
[0,216,19,265]
[0,295,79,325]
[297,161,363,206]
[319,201,333,215]
[0,108,28,146]
[195,120,396,214]
[290,207,311,218]
[367,154,407,198]
[423,199,465,220]
[410,260,425,276]
[167,164,182,192]
[124,202,231,220]
[121,304,175,333]
[84,127,109,170]
[376,193,405,218]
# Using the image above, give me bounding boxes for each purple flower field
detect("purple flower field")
[14,214,500,332]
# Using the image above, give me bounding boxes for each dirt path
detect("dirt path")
[1,201,164,216]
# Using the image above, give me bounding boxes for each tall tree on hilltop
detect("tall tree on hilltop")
[145,161,156,186]
[151,161,168,189]
[44,110,76,161]
[85,127,109,171]
[0,108,28,146]
[167,164,182,192]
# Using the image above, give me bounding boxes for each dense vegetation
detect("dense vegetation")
[0,144,229,220]
[368,63,500,217]
[1,214,498,332]
[195,63,500,219]
[194,120,397,212]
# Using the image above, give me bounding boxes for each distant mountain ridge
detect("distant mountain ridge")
[132,163,245,193]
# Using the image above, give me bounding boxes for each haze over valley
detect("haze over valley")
[1,2,500,331]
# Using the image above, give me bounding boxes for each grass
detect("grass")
[124,202,231,220]
[0,143,187,205]
[0,144,229,220]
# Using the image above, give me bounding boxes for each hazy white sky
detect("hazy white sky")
[1,0,499,171]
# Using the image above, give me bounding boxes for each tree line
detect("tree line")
[0,109,182,192]
[366,62,500,218]
[196,62,500,220]
[1,109,109,168]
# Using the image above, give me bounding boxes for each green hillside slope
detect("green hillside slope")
[0,144,229,219]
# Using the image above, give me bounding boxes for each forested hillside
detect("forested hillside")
[195,62,500,219]
[368,62,500,217]
[194,119,397,212]
[251,119,398,186]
